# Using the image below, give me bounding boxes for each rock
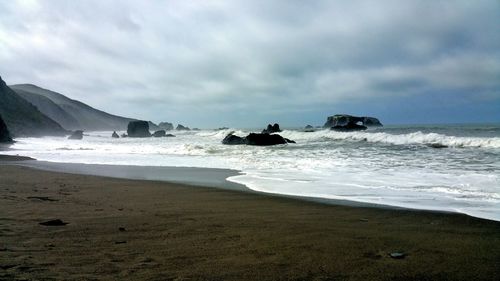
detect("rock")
[0,114,13,143]
[158,122,174,131]
[246,133,288,146]
[305,125,314,129]
[389,252,406,259]
[176,124,190,131]
[121,133,128,138]
[192,128,200,131]
[324,114,382,131]
[152,130,167,137]
[332,124,367,132]
[68,130,83,140]
[222,133,247,145]
[363,117,383,127]
[222,132,295,146]
[218,127,229,130]
[165,134,175,137]
[39,219,68,226]
[112,131,119,138]
[148,121,160,131]
[127,121,151,138]
[262,123,281,134]
[427,143,448,149]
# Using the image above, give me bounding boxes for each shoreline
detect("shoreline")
[0,162,499,280]
[1,154,457,214]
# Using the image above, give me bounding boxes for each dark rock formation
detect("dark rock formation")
[363,117,383,127]
[304,125,315,132]
[0,76,67,137]
[246,133,288,145]
[222,132,295,146]
[427,143,448,149]
[176,124,190,131]
[324,114,382,131]
[39,219,68,226]
[0,114,13,143]
[158,122,174,131]
[68,130,83,140]
[121,133,128,138]
[192,128,200,131]
[165,134,175,137]
[262,123,281,134]
[127,121,151,138]
[112,131,119,138]
[152,130,167,137]
[148,121,160,131]
[222,133,247,145]
[218,127,229,130]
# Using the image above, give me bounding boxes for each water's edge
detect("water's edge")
[2,158,416,211]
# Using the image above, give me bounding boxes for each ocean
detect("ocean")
[5,124,500,221]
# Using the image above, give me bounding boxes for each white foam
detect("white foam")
[5,128,500,221]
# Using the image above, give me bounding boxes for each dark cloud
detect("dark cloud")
[0,0,499,127]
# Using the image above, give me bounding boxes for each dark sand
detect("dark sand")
[0,163,499,280]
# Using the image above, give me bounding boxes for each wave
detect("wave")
[278,130,500,148]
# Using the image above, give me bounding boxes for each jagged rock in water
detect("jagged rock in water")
[332,123,367,131]
[176,124,190,131]
[218,127,229,130]
[427,143,448,149]
[158,122,174,131]
[148,121,160,131]
[0,114,13,143]
[262,123,281,134]
[304,124,315,132]
[152,130,166,137]
[222,133,247,145]
[121,133,128,138]
[246,133,289,146]
[222,132,295,146]
[68,130,83,140]
[165,134,175,137]
[127,121,151,138]
[324,114,382,131]
[112,131,119,138]
[363,117,383,127]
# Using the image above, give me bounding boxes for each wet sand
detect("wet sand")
[1,163,499,280]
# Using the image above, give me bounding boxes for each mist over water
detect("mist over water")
[5,124,500,221]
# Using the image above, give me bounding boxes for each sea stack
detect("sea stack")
[68,130,83,140]
[324,114,382,131]
[112,131,119,138]
[127,121,151,138]
[176,124,190,131]
[262,123,282,134]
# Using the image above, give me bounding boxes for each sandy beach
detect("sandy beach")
[1,160,499,281]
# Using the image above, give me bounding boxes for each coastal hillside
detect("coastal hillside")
[0,76,66,137]
[10,84,136,131]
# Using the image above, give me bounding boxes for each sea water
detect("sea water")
[5,124,500,221]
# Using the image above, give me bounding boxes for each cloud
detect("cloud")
[0,0,499,127]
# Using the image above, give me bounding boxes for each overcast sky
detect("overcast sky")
[1,0,499,128]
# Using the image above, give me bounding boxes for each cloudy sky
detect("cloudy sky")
[1,0,499,128]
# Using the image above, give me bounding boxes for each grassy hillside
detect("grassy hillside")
[11,84,135,131]
[0,77,67,137]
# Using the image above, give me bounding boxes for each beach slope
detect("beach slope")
[0,165,499,280]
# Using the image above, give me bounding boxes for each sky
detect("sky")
[0,0,499,128]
